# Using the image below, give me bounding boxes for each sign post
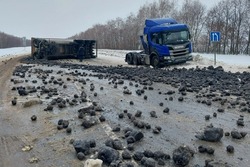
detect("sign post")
[210,31,221,66]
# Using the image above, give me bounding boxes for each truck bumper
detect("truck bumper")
[162,54,193,65]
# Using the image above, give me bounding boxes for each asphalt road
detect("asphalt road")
[0,56,249,167]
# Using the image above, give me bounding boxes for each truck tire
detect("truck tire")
[33,39,39,48]
[133,53,138,65]
[151,55,159,68]
[33,52,44,60]
[33,52,39,60]
[126,53,133,65]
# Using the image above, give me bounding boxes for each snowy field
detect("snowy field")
[0,47,31,58]
[193,52,250,66]
[1,47,250,72]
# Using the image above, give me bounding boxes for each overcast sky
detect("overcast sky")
[0,0,220,39]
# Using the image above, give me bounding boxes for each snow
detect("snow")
[98,49,250,67]
[194,53,250,66]
[98,49,137,58]
[0,47,249,73]
[97,49,250,71]
[0,47,31,58]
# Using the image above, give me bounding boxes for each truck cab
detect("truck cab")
[126,18,193,67]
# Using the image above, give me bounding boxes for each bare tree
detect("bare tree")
[204,0,249,54]
[176,0,206,52]
[70,0,249,55]
[71,0,180,50]
[158,0,177,18]
[0,32,30,48]
[242,0,250,54]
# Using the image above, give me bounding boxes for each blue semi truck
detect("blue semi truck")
[125,18,193,67]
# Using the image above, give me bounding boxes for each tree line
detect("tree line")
[71,0,250,55]
[0,32,30,49]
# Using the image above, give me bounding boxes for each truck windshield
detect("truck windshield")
[163,30,189,44]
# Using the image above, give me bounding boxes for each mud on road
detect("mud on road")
[0,55,250,167]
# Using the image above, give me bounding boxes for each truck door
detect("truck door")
[149,33,168,57]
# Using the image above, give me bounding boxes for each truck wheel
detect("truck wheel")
[133,53,138,65]
[151,56,159,68]
[126,53,133,65]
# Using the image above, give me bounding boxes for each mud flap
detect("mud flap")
[144,54,150,65]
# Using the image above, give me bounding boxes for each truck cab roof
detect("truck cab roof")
[145,18,178,27]
[148,24,189,33]
[144,18,188,34]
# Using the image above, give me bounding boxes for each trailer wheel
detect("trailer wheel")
[33,52,38,60]
[126,53,133,65]
[151,55,159,68]
[33,39,39,48]
[33,52,43,60]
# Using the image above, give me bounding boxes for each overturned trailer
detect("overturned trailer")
[31,38,97,60]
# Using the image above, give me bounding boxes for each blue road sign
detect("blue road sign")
[210,31,221,42]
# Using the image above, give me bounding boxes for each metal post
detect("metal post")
[214,43,216,66]
[96,41,98,57]
[210,31,220,66]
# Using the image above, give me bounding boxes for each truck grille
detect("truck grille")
[168,43,189,57]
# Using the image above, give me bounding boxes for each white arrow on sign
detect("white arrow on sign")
[212,33,218,41]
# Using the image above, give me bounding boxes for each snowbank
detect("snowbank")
[191,53,250,73]
[193,53,250,66]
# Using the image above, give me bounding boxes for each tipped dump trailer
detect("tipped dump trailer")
[31,38,97,60]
